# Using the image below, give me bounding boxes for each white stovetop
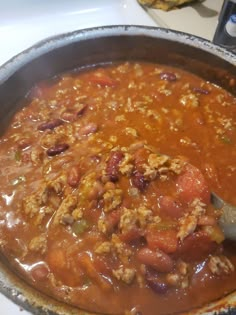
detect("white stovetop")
[0,0,222,314]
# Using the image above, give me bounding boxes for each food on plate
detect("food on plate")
[0,61,235,315]
[138,0,198,11]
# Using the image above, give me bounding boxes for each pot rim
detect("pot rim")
[0,25,236,84]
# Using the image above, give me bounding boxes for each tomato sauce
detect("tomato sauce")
[0,62,235,315]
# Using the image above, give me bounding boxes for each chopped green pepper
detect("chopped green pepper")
[83,276,92,287]
[220,135,232,144]
[14,150,22,162]
[72,219,89,235]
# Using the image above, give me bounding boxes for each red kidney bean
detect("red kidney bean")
[146,275,169,294]
[61,111,77,122]
[137,247,174,273]
[176,231,217,262]
[160,72,177,82]
[67,165,81,187]
[78,122,98,137]
[89,71,117,87]
[105,209,121,234]
[106,151,124,182]
[62,104,87,122]
[134,148,149,172]
[37,118,63,131]
[192,87,210,95]
[131,171,147,191]
[77,103,87,115]
[47,143,69,156]
[30,263,49,281]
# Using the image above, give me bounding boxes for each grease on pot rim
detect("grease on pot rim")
[0,61,235,315]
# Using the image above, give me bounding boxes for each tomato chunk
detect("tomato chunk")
[47,248,66,270]
[176,163,210,204]
[146,229,178,254]
[120,227,142,243]
[159,196,184,219]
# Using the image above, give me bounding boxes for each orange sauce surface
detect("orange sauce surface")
[0,62,235,315]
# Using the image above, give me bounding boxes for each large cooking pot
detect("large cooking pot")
[0,25,235,315]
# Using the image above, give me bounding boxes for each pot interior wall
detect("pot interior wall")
[0,32,235,135]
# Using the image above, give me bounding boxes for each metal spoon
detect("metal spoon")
[211,192,236,241]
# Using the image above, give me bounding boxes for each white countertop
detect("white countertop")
[0,0,156,66]
[0,0,223,67]
[0,1,222,314]
[145,0,223,41]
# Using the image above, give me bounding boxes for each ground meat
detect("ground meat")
[97,218,108,234]
[23,194,41,218]
[179,92,199,108]
[95,241,112,254]
[112,265,136,284]
[119,206,154,234]
[142,164,158,181]
[148,154,169,169]
[177,214,198,241]
[125,127,139,137]
[119,208,138,233]
[177,198,206,241]
[166,260,189,288]
[191,198,206,217]
[72,208,83,221]
[111,234,132,263]
[119,152,134,176]
[53,195,78,226]
[29,234,47,255]
[47,175,66,194]
[103,189,123,212]
[208,256,235,276]
[137,206,154,228]
[169,158,185,174]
